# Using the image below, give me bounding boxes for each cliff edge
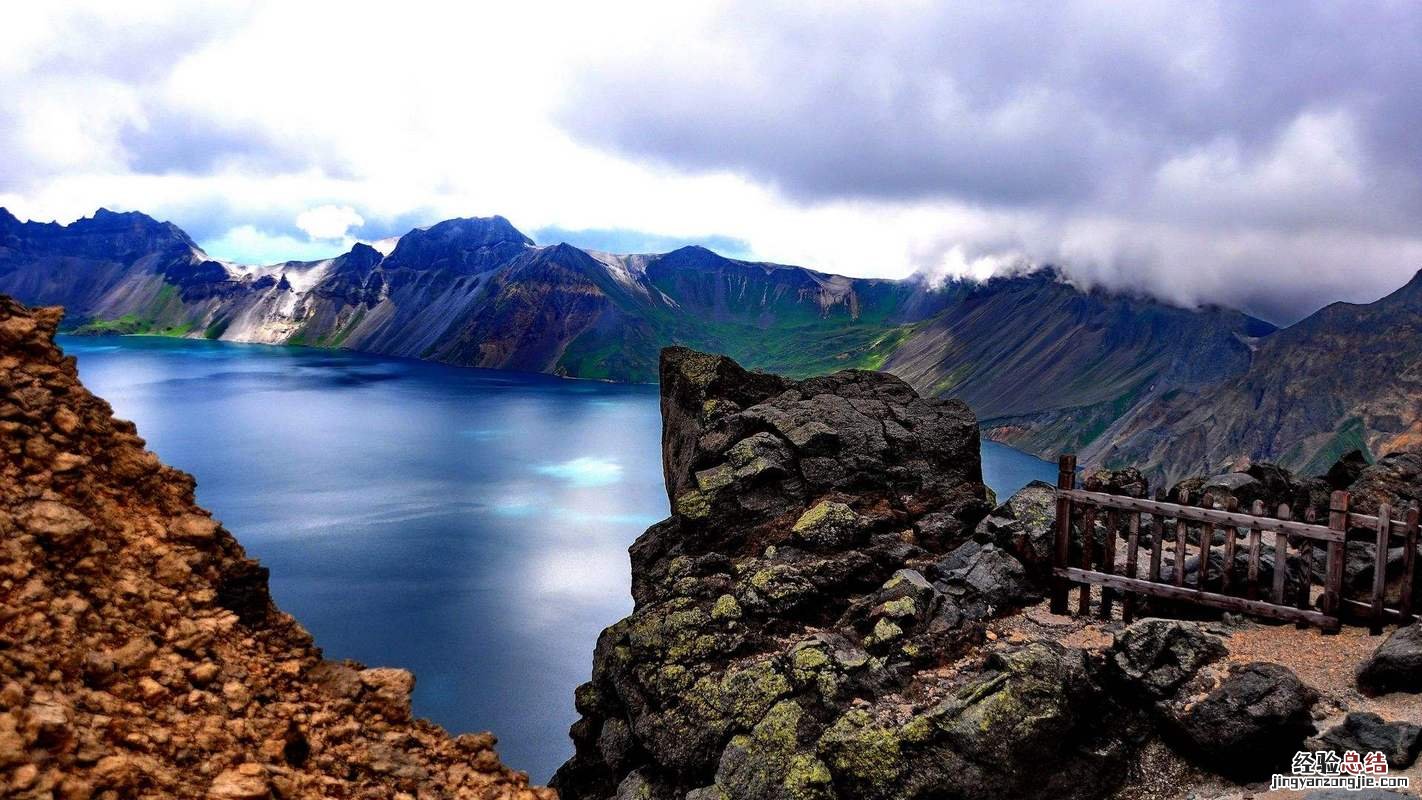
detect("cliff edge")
[549,349,1419,800]
[0,296,552,799]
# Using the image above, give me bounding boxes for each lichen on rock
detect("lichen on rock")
[553,347,1068,800]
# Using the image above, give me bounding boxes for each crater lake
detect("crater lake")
[61,335,1055,781]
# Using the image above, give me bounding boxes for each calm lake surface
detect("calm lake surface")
[60,335,1054,781]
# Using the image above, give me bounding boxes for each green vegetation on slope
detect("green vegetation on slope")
[1295,417,1373,477]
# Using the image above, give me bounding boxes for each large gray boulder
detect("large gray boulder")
[975,480,1057,580]
[1346,451,1422,516]
[1109,619,1227,701]
[893,643,1134,800]
[1357,623,1422,696]
[1170,662,1317,779]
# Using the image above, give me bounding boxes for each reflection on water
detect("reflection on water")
[60,335,1054,781]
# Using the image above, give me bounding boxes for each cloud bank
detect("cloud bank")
[3,1,1421,323]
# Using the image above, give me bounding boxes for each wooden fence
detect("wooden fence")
[1049,455,1420,633]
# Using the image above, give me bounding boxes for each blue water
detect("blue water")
[59,335,1054,781]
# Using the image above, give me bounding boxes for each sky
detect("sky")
[3,1,1421,324]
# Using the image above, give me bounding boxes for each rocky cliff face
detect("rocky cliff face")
[1094,270,1422,485]
[0,296,550,799]
[884,270,1272,462]
[549,349,1334,800]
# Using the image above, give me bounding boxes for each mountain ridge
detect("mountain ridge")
[1093,265,1422,484]
[9,206,1407,484]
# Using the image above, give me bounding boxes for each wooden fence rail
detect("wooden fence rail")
[1049,454,1420,633]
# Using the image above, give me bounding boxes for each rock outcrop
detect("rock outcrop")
[554,347,1005,800]
[552,349,1322,800]
[0,296,550,799]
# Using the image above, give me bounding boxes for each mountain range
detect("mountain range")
[2,206,1417,485]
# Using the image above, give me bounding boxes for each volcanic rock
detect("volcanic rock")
[0,296,549,799]
[1357,623,1422,695]
[1170,662,1317,778]
[1313,712,1422,769]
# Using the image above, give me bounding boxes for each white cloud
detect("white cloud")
[295,205,364,241]
[2,1,1421,323]
[202,224,346,265]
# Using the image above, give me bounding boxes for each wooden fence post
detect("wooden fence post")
[1402,505,1419,623]
[1173,490,1189,588]
[1322,490,1349,633]
[1050,454,1076,615]
[1221,496,1239,593]
[1246,499,1264,600]
[1370,505,1391,635]
[1100,509,1119,619]
[1079,505,1097,616]
[1123,505,1142,624]
[1272,504,1290,606]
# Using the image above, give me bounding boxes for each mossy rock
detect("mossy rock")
[676,489,713,520]
[627,599,717,663]
[740,564,817,613]
[788,639,841,703]
[818,709,905,788]
[711,594,743,621]
[718,660,792,728]
[791,500,861,549]
[864,617,903,648]
[711,700,834,800]
[928,642,1093,761]
[696,464,735,492]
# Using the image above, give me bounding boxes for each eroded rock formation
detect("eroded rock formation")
[551,349,1326,800]
[0,297,551,799]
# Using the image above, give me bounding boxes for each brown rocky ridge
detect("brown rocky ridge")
[0,295,552,799]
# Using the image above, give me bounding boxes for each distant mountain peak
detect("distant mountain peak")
[540,241,594,260]
[410,215,532,247]
[658,244,740,269]
[342,242,385,268]
[380,215,533,273]
[87,207,161,225]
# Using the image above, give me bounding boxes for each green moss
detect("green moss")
[711,594,742,621]
[626,598,715,662]
[898,715,933,744]
[720,661,792,727]
[784,753,834,799]
[749,569,774,591]
[792,647,829,673]
[789,643,841,700]
[792,501,855,533]
[876,596,916,619]
[675,489,712,520]
[865,618,903,646]
[696,464,734,492]
[929,644,1081,748]
[818,710,904,785]
[575,684,608,719]
[657,664,693,695]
